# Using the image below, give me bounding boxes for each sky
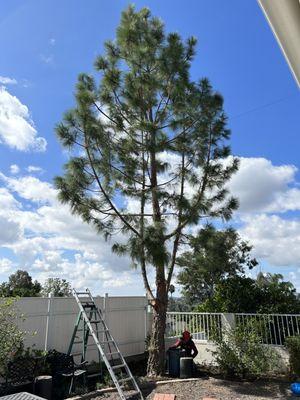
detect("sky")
[0,0,300,296]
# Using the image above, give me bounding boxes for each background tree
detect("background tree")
[42,278,72,297]
[55,6,238,375]
[177,225,257,306]
[197,273,300,314]
[0,270,41,297]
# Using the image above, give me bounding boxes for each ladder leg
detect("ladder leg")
[68,311,82,355]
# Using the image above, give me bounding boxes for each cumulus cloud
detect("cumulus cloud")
[0,86,47,152]
[240,214,300,268]
[0,258,14,273]
[0,172,136,293]
[0,174,57,204]
[0,215,22,245]
[1,155,300,293]
[227,157,300,214]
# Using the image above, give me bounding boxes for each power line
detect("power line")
[231,92,297,120]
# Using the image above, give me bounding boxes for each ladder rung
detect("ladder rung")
[76,291,89,295]
[118,377,132,383]
[73,341,83,345]
[101,339,114,343]
[112,363,125,370]
[90,319,101,323]
[96,329,109,334]
[107,351,119,356]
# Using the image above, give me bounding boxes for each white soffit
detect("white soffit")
[258,0,300,88]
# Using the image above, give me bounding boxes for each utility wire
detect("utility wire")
[231,92,297,120]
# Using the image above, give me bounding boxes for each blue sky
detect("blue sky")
[0,0,300,295]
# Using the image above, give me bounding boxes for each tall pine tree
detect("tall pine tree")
[55,6,238,376]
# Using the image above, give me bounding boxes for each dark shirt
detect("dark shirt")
[170,338,198,358]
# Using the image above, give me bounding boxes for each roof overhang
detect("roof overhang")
[258,0,300,88]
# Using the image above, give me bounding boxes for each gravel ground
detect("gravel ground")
[91,378,299,400]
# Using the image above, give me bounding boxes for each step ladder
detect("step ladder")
[68,288,144,400]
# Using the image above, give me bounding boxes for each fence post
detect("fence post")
[104,293,109,328]
[144,294,148,341]
[44,293,53,351]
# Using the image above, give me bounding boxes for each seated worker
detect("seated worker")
[169,330,198,358]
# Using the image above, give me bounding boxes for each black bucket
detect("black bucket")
[168,349,185,377]
[180,357,193,378]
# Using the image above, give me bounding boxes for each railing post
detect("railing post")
[221,313,235,337]
[44,292,53,351]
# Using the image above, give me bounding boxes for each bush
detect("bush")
[0,298,24,373]
[211,321,279,379]
[286,336,300,377]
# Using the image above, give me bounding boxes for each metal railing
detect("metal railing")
[166,312,222,341]
[166,312,300,346]
[235,313,300,345]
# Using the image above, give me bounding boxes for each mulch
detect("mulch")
[90,377,299,400]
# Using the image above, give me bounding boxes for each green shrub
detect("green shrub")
[286,336,300,377]
[0,298,24,373]
[211,321,279,379]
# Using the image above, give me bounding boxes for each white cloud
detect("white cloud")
[228,157,300,214]
[10,164,20,174]
[0,258,14,273]
[0,215,22,245]
[0,174,57,204]
[26,165,44,174]
[1,155,300,294]
[0,187,21,210]
[0,86,47,152]
[0,76,17,85]
[239,214,300,268]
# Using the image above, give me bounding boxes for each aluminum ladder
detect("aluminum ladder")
[69,288,144,400]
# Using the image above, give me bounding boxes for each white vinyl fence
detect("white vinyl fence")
[166,312,300,346]
[14,295,148,361]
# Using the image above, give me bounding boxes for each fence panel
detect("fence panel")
[13,295,147,360]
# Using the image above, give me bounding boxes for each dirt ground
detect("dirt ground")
[91,377,299,400]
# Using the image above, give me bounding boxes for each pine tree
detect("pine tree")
[55,6,238,376]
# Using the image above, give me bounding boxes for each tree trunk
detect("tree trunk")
[147,280,168,377]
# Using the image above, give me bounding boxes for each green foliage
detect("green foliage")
[55,5,237,272]
[256,273,300,314]
[286,336,300,377]
[0,270,41,297]
[0,298,24,374]
[42,278,72,297]
[212,322,279,379]
[197,274,300,314]
[177,225,257,306]
[54,5,238,375]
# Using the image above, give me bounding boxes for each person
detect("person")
[169,330,198,358]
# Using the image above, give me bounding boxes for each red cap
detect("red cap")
[182,330,191,341]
